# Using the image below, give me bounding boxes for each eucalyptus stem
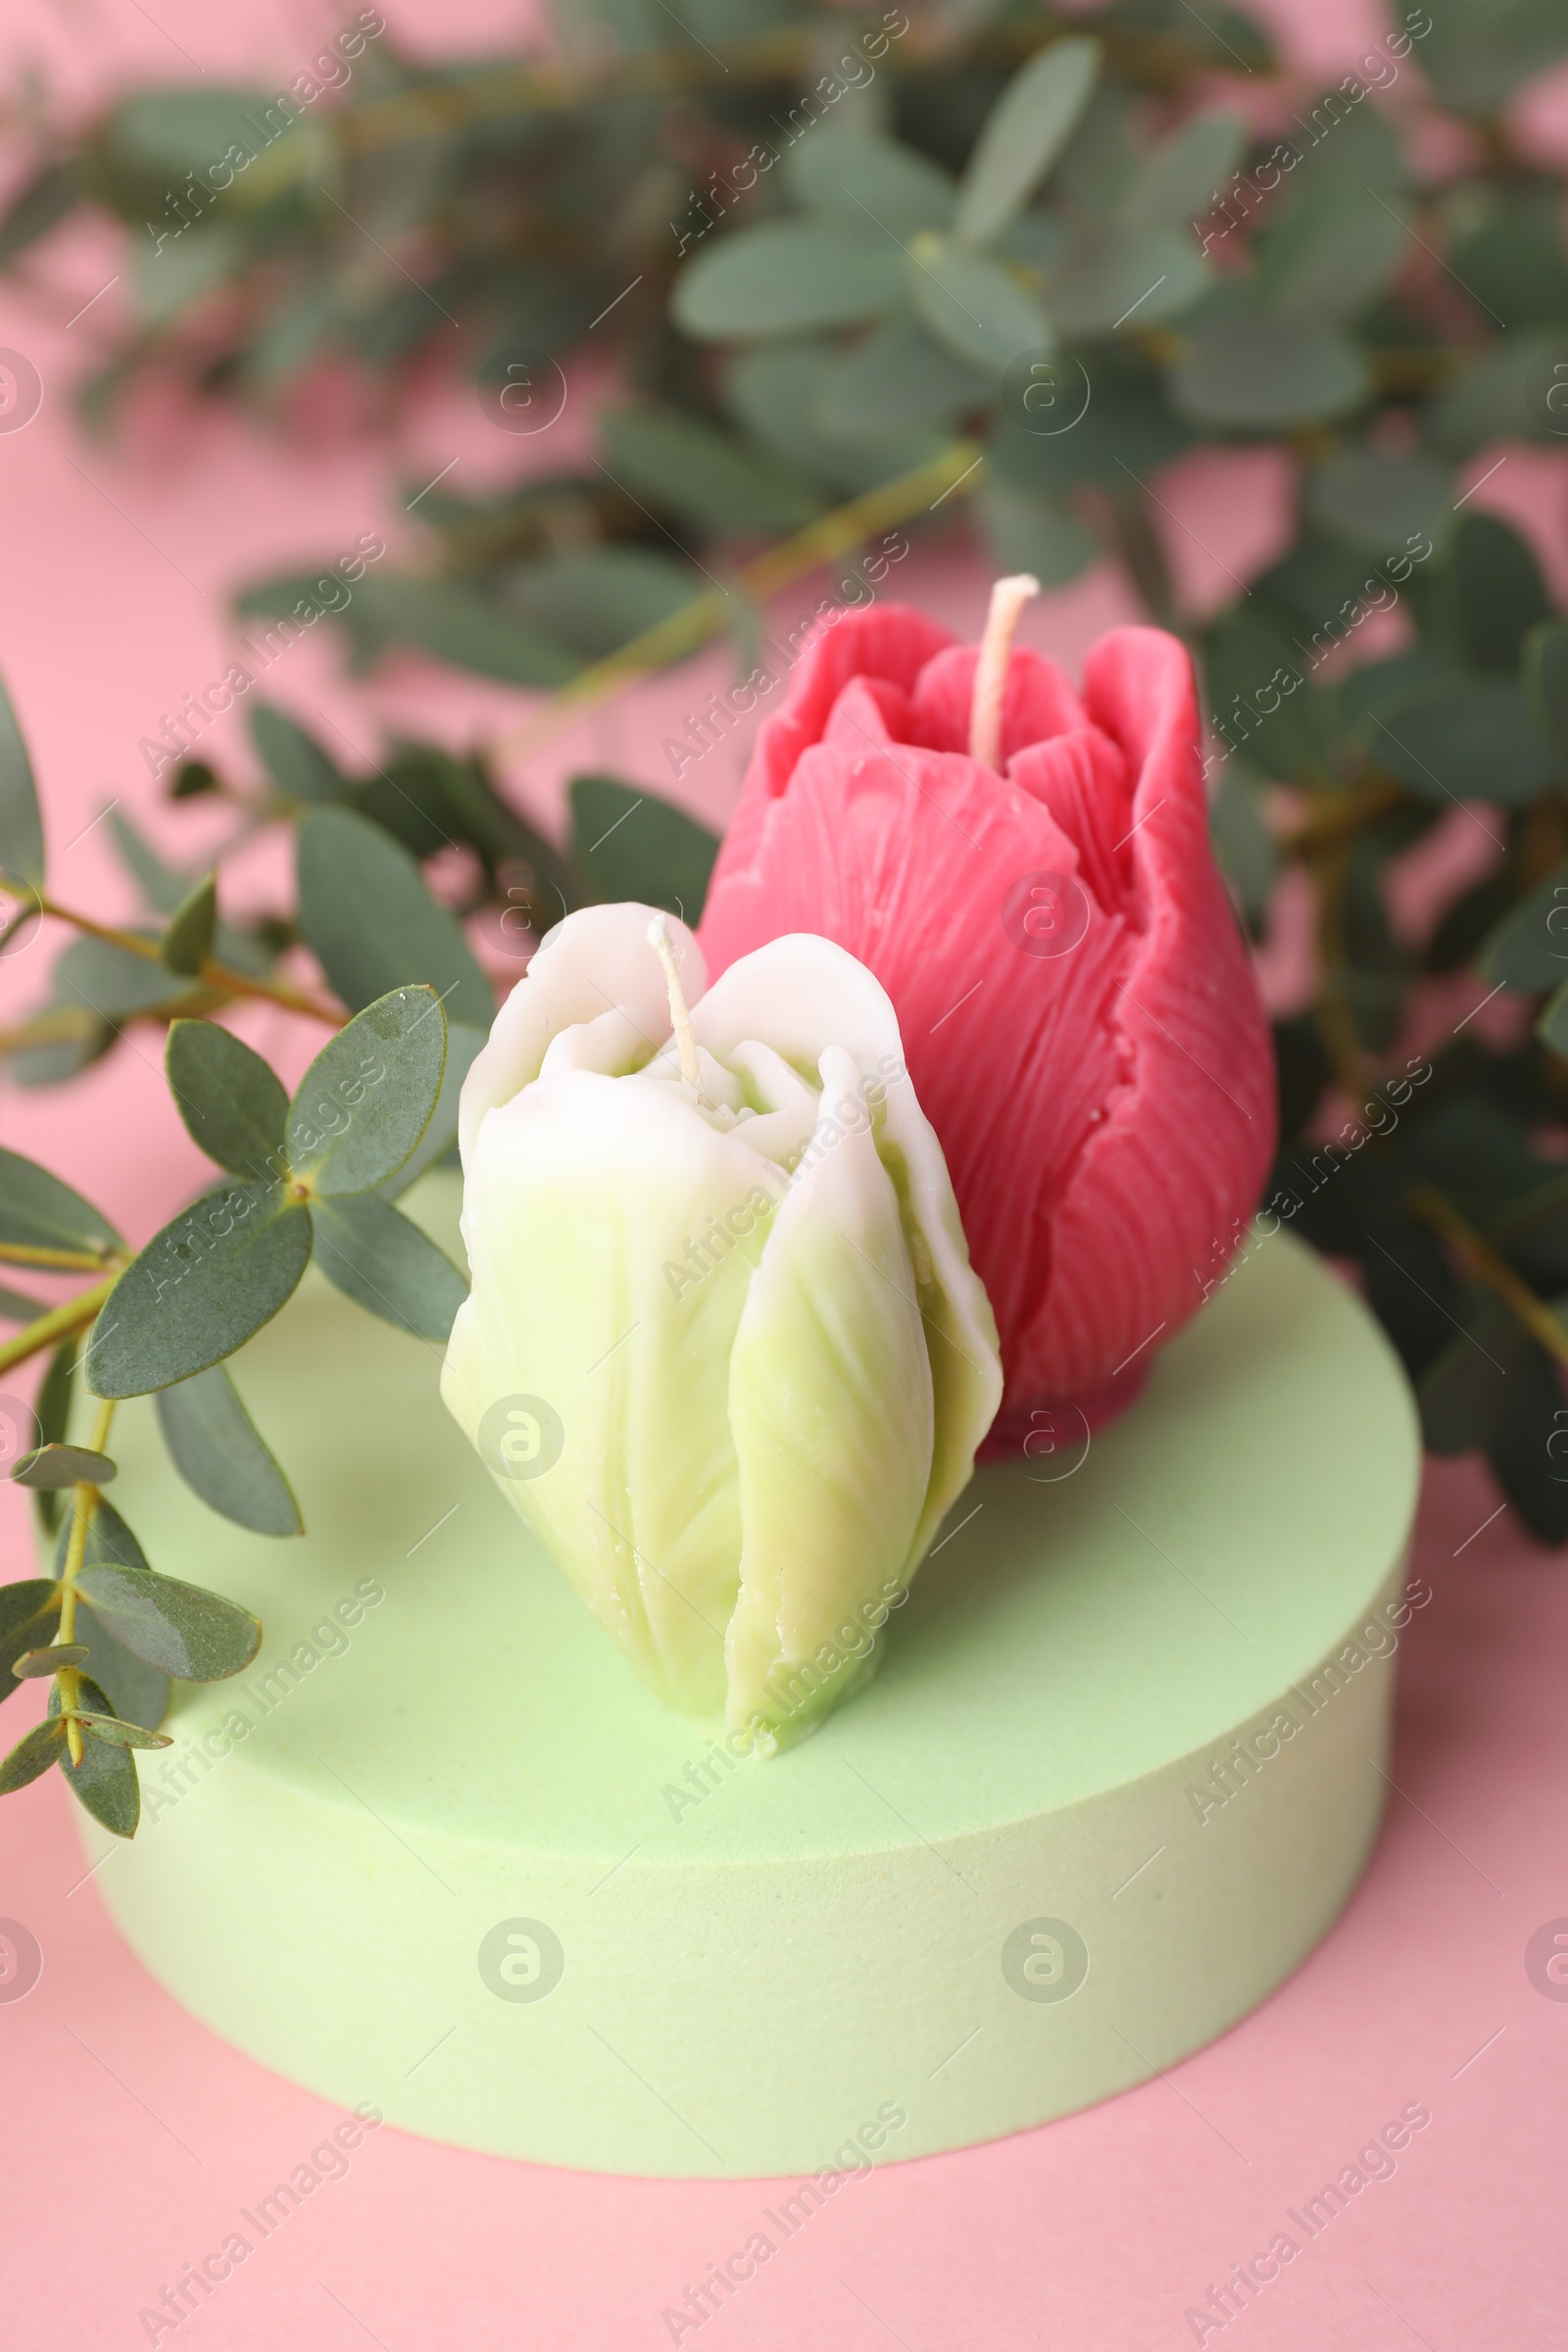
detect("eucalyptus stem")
[56,1396,116,1767]
[1,884,343,1026]
[0,1276,118,1376]
[0,1241,117,1273]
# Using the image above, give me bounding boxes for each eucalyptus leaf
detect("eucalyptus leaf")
[380,1020,485,1200]
[673,219,906,341]
[155,1362,302,1537]
[107,807,191,915]
[160,872,217,976]
[725,344,948,492]
[46,931,206,1024]
[75,1709,172,1750]
[52,1498,169,1732]
[248,703,343,803]
[30,1339,75,1538]
[86,1180,313,1397]
[1363,681,1557,807]
[1445,513,1552,672]
[0,670,45,892]
[0,1147,121,1256]
[953,36,1101,249]
[568,776,720,922]
[1255,185,1410,324]
[908,235,1051,377]
[74,1562,261,1681]
[287,984,447,1197]
[1172,313,1368,428]
[500,548,698,666]
[1307,452,1451,558]
[0,1282,45,1322]
[1486,1338,1568,1545]
[977,477,1096,588]
[11,1444,116,1490]
[1120,112,1247,230]
[0,1714,66,1793]
[784,126,957,240]
[1044,221,1207,336]
[1525,618,1568,760]
[0,1580,62,1703]
[599,406,822,535]
[11,1642,89,1677]
[295,806,493,1029]
[310,1194,468,1342]
[347,575,580,690]
[1480,860,1568,993]
[815,318,994,439]
[49,1676,139,1836]
[166,1018,288,1178]
[0,158,79,266]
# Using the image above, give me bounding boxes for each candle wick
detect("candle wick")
[969,572,1040,772]
[647,913,703,1093]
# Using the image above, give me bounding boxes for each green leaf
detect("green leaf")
[49,1678,139,1837]
[287,985,447,1197]
[1172,312,1369,427]
[11,1443,116,1490]
[107,807,191,915]
[248,703,343,803]
[11,1646,88,1684]
[11,1642,90,1678]
[345,574,580,690]
[1418,1299,1521,1454]
[0,1714,65,1793]
[673,219,906,341]
[977,477,1097,588]
[0,1580,62,1703]
[953,36,1101,248]
[1445,513,1552,672]
[0,1282,45,1322]
[0,159,79,267]
[1120,111,1247,230]
[30,1339,76,1539]
[1043,221,1207,335]
[1487,1338,1568,1545]
[500,549,698,667]
[1255,184,1410,324]
[568,777,720,922]
[310,1194,468,1342]
[75,1709,172,1751]
[45,931,205,1023]
[785,126,956,240]
[725,344,949,492]
[1480,859,1568,993]
[1362,680,1557,807]
[0,1147,121,1256]
[295,806,494,1029]
[53,1499,169,1732]
[160,872,217,976]
[598,407,822,536]
[1525,618,1568,760]
[1306,451,1451,558]
[815,318,994,439]
[1537,975,1568,1055]
[165,1018,288,1179]
[380,1019,484,1200]
[85,1180,313,1398]
[154,1363,302,1538]
[0,669,45,891]
[1210,761,1281,926]
[908,235,1052,377]
[74,1562,261,1682]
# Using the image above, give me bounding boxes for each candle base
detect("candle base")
[75,1187,1420,2178]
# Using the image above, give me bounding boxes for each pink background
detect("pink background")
[2,3,1567,2345]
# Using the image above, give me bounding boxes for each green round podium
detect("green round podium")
[77,1193,1421,2177]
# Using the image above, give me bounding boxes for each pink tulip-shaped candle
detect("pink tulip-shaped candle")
[699,580,1277,1449]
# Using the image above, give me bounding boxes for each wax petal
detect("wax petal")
[458,903,705,1165]
[441,1067,773,1713]
[726,1048,933,1748]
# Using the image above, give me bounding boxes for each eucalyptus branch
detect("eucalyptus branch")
[1,883,344,1026]
[487,439,985,771]
[55,1396,116,1768]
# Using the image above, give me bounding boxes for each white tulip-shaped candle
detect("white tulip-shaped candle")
[441,902,1002,1750]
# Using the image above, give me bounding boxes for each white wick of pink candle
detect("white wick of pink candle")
[968,572,1040,772]
[648,913,702,1092]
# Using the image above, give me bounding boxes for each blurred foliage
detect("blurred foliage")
[7,0,1568,1535]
